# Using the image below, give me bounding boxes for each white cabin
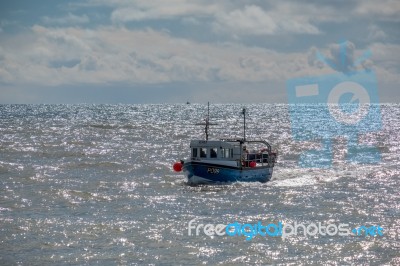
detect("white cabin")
[190,140,242,160]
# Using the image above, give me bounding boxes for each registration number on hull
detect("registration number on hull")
[207,167,220,174]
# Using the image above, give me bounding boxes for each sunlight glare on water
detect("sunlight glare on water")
[0,104,399,264]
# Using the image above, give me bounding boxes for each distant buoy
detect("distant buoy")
[173,162,183,172]
[249,161,256,168]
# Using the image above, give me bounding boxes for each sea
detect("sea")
[0,104,399,265]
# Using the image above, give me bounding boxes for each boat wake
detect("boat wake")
[270,167,349,187]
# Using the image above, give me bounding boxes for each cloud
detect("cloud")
[1,0,399,103]
[307,41,376,73]
[213,4,321,36]
[305,41,400,90]
[41,13,90,25]
[1,24,399,89]
[109,1,323,36]
[369,43,400,71]
[355,0,400,21]
[110,0,219,23]
[307,47,325,69]
[328,41,357,72]
[213,5,278,35]
[0,25,327,87]
[367,25,387,42]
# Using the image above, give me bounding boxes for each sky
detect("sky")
[0,0,399,104]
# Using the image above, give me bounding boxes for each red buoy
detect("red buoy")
[173,162,183,172]
[249,161,256,168]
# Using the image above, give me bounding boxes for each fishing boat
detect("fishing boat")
[173,103,277,185]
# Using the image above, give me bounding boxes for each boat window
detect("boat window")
[221,148,232,158]
[210,148,217,158]
[192,148,198,157]
[200,148,207,158]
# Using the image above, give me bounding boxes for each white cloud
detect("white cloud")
[41,13,90,25]
[213,5,278,35]
[1,24,399,90]
[369,43,400,72]
[273,1,349,23]
[213,4,321,36]
[328,41,357,72]
[110,2,322,36]
[367,25,387,42]
[110,0,219,23]
[0,25,327,87]
[1,0,399,103]
[368,43,400,99]
[305,41,400,94]
[82,0,399,37]
[356,0,400,21]
[181,17,201,25]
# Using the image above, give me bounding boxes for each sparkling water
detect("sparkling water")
[0,104,399,265]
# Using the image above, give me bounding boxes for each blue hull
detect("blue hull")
[183,161,273,185]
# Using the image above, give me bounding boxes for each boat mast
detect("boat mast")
[242,108,246,141]
[196,102,216,141]
[205,102,210,140]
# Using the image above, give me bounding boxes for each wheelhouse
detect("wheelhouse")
[190,140,241,161]
[189,139,276,168]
